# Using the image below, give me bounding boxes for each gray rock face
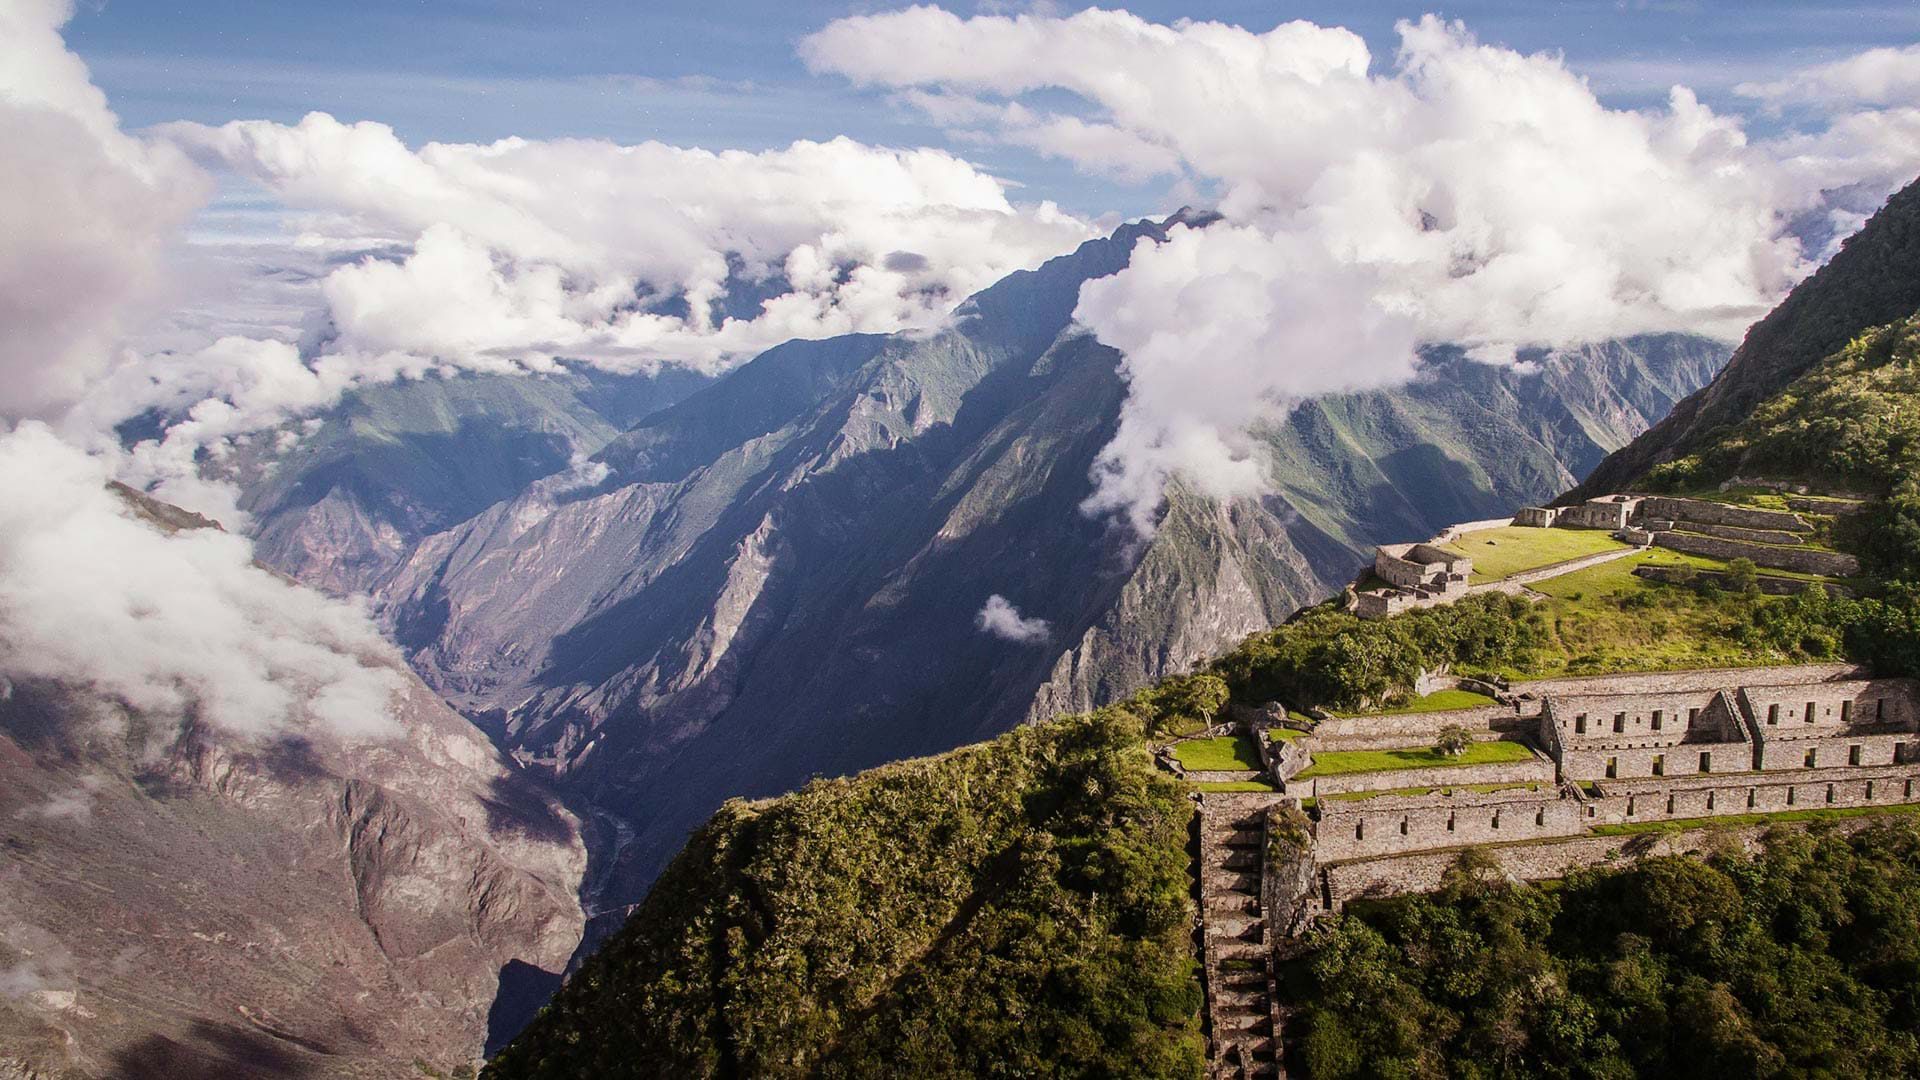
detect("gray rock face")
[0,672,586,1080]
[228,365,710,595]
[0,494,586,1078]
[368,217,1725,914]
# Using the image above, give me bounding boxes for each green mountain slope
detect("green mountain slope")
[1574,173,1920,498]
[483,708,1201,1079]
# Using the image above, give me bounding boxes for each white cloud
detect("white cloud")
[0,0,210,419]
[1737,44,1920,109]
[157,113,1094,375]
[975,594,1051,643]
[0,423,403,740]
[804,8,1920,532]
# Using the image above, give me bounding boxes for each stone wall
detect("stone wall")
[1653,530,1860,576]
[1558,501,1634,530]
[1634,565,1852,597]
[1679,520,1808,545]
[1319,812,1920,908]
[1740,678,1918,732]
[1513,506,1557,527]
[1510,663,1865,701]
[1300,753,1555,797]
[1313,784,1581,861]
[1585,764,1920,825]
[1637,496,1811,533]
[1755,733,1915,771]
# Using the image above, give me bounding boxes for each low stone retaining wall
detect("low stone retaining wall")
[1319,813,1905,908]
[1510,663,1864,700]
[1299,753,1555,797]
[1635,565,1852,597]
[1680,521,1809,545]
[1653,530,1859,576]
[1314,783,1576,861]
[1638,496,1811,533]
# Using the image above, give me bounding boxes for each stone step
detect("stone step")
[1214,970,1267,992]
[1210,871,1261,894]
[1206,885,1259,904]
[1212,939,1268,962]
[1220,850,1260,871]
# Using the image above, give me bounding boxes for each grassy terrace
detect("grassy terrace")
[1171,734,1262,771]
[1325,782,1543,802]
[1268,725,1308,742]
[1295,740,1536,778]
[1475,547,1850,680]
[1440,525,1630,583]
[1592,802,1920,835]
[1331,688,1496,717]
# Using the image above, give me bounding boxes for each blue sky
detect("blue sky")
[65,0,1920,214]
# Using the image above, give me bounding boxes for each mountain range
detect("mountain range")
[222,214,1725,920]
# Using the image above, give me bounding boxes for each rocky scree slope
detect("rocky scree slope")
[0,489,587,1080]
[372,215,1722,915]
[1573,172,1920,498]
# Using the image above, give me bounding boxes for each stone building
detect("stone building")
[1271,666,1920,894]
[1350,543,1472,619]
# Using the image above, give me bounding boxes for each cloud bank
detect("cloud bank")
[159,113,1093,374]
[976,594,1052,644]
[0,424,403,740]
[0,0,208,419]
[804,7,1920,532]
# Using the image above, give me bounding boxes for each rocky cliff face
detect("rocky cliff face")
[1572,173,1920,498]
[367,217,1724,916]
[227,366,709,596]
[0,494,586,1079]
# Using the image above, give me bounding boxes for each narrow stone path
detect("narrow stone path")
[1198,792,1284,1079]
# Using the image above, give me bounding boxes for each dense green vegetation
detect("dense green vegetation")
[485,709,1202,1079]
[1293,823,1920,1078]
[1648,315,1920,581]
[1208,577,1886,715]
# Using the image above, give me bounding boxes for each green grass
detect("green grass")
[1188,780,1279,792]
[1295,740,1536,778]
[1478,549,1835,681]
[1331,688,1497,717]
[1288,710,1318,726]
[1440,525,1631,583]
[1267,726,1308,742]
[1171,735,1263,771]
[1591,802,1920,835]
[1325,782,1542,802]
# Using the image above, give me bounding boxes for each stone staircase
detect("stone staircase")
[1198,792,1284,1079]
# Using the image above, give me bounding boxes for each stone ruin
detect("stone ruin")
[1516,493,1861,577]
[1349,542,1472,619]
[1250,664,1920,908]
